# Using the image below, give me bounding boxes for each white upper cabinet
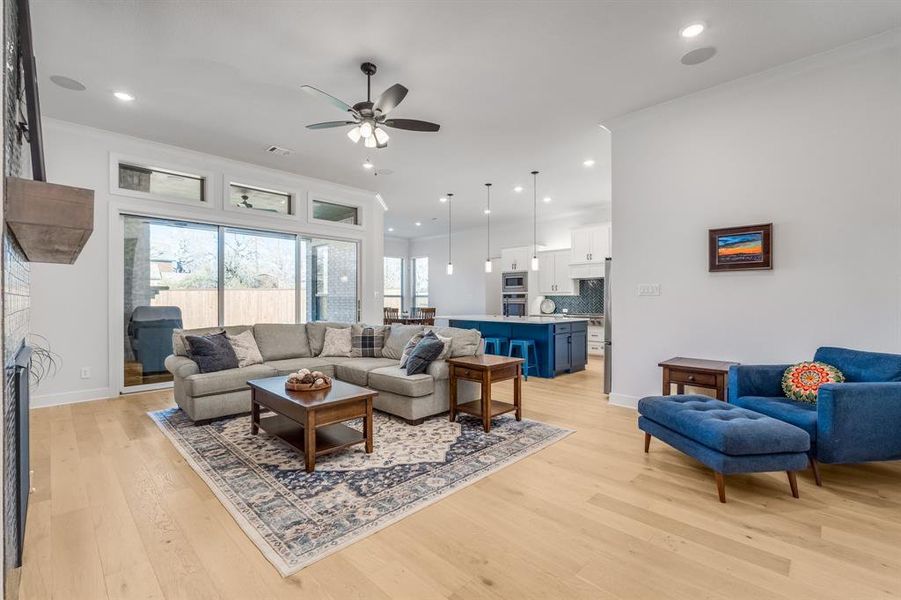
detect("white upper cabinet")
[500,246,532,272]
[570,224,610,264]
[538,249,575,295]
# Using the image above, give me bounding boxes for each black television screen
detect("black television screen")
[18,0,45,182]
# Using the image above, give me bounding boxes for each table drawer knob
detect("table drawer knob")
[687,375,695,381]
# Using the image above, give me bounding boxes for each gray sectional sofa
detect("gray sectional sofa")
[164,322,482,423]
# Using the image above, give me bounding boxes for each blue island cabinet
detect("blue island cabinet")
[447,319,588,378]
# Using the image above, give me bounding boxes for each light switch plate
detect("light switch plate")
[637,283,661,296]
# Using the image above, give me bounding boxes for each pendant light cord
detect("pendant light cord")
[485,183,492,260]
[447,192,453,265]
[531,171,539,257]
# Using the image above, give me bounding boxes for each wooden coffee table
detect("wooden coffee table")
[448,355,524,432]
[247,376,376,472]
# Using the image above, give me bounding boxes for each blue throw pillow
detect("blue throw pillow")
[405,331,445,375]
[185,331,239,373]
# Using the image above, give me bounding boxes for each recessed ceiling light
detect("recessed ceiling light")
[415,221,422,226]
[387,227,394,232]
[362,160,374,169]
[543,196,552,203]
[50,75,85,91]
[680,22,705,38]
[439,197,447,203]
[583,159,595,167]
[113,91,135,102]
[513,185,523,193]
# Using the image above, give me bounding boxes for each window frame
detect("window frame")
[383,256,405,312]
[412,256,429,309]
[110,153,215,208]
[222,171,300,220]
[308,194,365,230]
[115,211,361,393]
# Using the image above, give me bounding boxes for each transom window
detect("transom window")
[229,182,292,215]
[312,199,360,225]
[118,162,205,203]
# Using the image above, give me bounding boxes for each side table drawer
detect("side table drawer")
[669,369,717,387]
[453,367,484,381]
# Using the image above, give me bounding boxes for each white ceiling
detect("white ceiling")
[32,1,901,238]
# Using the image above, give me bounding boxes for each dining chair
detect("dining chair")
[417,307,436,326]
[383,306,399,324]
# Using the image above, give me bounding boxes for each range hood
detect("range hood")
[4,177,94,264]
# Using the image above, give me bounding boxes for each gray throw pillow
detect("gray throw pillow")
[351,324,388,357]
[382,324,424,359]
[307,321,351,356]
[185,331,239,373]
[406,331,446,375]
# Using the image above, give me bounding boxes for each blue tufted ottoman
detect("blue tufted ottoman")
[638,395,811,502]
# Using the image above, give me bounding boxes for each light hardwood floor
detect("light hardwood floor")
[18,360,901,599]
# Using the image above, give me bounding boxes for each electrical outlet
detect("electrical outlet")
[80,367,91,379]
[637,284,661,296]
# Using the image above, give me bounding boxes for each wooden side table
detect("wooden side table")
[658,357,739,401]
[448,355,524,432]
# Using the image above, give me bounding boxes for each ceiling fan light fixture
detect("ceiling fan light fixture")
[347,127,362,143]
[359,121,374,138]
[364,135,377,148]
[374,127,389,145]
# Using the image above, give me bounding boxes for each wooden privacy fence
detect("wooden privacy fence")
[150,288,302,329]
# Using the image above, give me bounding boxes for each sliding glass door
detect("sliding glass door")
[122,215,357,389]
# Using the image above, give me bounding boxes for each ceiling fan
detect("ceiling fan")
[302,62,440,149]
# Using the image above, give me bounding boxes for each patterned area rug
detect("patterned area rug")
[149,408,572,576]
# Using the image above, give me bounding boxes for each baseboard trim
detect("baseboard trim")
[31,387,117,409]
[608,392,640,409]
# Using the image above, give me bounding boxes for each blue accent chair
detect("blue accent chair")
[728,346,901,485]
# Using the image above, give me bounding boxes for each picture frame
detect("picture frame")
[708,223,773,272]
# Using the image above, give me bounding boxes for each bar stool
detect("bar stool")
[508,339,539,380]
[483,336,507,355]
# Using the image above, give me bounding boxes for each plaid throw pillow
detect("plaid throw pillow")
[405,331,446,375]
[351,324,388,358]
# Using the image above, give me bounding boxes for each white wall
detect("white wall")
[409,208,611,315]
[608,33,901,407]
[31,119,384,406]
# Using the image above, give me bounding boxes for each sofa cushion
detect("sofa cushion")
[335,358,398,386]
[227,330,264,368]
[307,322,351,356]
[173,325,252,357]
[264,357,339,377]
[428,326,481,358]
[813,346,901,383]
[351,324,389,358]
[382,324,424,360]
[185,331,239,373]
[184,364,278,398]
[368,366,434,398]
[637,395,810,456]
[252,323,311,360]
[731,395,819,447]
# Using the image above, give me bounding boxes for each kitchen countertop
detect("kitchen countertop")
[440,314,590,324]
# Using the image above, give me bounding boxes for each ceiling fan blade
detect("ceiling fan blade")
[373,84,408,116]
[300,85,357,115]
[382,118,440,132]
[306,121,356,129]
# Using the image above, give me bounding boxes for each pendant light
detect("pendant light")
[446,193,454,275]
[530,170,540,270]
[484,183,492,273]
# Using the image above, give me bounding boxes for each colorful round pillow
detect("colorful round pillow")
[782,362,844,403]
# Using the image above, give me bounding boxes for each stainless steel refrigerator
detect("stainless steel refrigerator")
[603,257,612,394]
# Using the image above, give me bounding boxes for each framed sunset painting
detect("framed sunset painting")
[708,223,773,272]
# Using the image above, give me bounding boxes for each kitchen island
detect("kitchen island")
[439,315,588,378]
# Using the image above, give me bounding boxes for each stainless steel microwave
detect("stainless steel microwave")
[502,271,528,293]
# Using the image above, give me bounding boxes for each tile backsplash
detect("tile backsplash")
[545,279,604,314]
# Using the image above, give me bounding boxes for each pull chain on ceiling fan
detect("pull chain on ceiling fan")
[302,62,441,150]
